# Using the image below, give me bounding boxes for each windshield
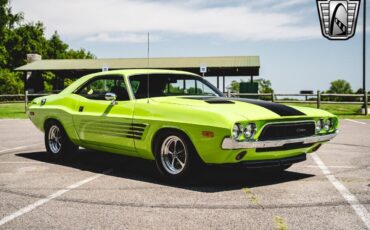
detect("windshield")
[129,74,223,99]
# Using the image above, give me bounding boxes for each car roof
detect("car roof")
[60,69,200,95]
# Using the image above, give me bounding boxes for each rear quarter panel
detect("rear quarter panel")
[28,94,81,144]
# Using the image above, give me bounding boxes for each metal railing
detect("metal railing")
[1,91,369,112]
[225,91,369,109]
[0,93,50,112]
[0,93,50,103]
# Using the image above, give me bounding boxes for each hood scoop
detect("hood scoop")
[205,99,235,104]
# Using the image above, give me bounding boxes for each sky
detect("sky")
[10,0,370,93]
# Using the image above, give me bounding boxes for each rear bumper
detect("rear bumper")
[221,131,338,150]
[219,153,307,168]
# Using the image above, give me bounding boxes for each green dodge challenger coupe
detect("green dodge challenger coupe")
[28,69,338,179]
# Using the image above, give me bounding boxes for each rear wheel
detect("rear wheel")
[44,120,78,159]
[154,131,199,180]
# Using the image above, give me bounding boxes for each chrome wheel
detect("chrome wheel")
[160,136,187,175]
[48,125,62,154]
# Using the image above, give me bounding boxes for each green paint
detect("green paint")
[27,69,338,164]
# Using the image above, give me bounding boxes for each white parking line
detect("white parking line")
[312,153,370,229]
[0,144,42,154]
[0,169,113,226]
[0,118,28,121]
[345,119,367,125]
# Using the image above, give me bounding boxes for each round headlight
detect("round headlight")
[324,120,330,131]
[232,124,242,140]
[325,118,334,131]
[316,119,323,133]
[244,123,257,139]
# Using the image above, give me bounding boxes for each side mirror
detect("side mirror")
[105,92,117,105]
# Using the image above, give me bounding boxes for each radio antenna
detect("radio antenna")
[146,32,150,103]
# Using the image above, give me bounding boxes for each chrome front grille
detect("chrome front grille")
[258,122,315,141]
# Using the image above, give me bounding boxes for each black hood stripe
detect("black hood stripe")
[229,98,305,116]
[178,96,305,116]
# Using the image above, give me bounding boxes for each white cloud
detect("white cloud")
[10,0,321,42]
[84,33,161,43]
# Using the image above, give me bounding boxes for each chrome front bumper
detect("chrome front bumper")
[221,131,338,150]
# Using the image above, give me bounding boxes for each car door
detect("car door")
[72,74,136,153]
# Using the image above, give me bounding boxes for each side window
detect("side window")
[163,79,185,95]
[130,80,141,95]
[76,76,129,101]
[164,79,214,95]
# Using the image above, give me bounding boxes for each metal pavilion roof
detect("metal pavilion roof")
[15,56,260,76]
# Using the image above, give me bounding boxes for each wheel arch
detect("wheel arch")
[44,117,63,130]
[151,127,198,158]
[43,117,79,145]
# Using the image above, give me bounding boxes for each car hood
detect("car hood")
[151,96,334,121]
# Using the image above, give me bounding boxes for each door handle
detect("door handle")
[78,106,84,112]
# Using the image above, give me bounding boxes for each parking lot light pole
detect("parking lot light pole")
[364,0,368,115]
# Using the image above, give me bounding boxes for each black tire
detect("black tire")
[44,120,78,159]
[154,130,201,181]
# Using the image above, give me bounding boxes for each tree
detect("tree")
[326,79,353,102]
[46,31,95,59]
[0,1,95,94]
[227,78,273,94]
[45,31,69,59]
[4,22,48,70]
[326,79,353,94]
[0,69,24,94]
[259,79,273,93]
[0,0,24,67]
[227,80,245,92]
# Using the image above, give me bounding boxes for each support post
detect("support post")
[271,91,275,102]
[25,90,28,113]
[223,76,225,94]
[217,76,219,89]
[317,90,321,109]
[365,91,368,114]
[251,75,254,84]
[363,0,368,115]
[24,72,30,113]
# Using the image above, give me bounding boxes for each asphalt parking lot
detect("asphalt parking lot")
[0,119,369,229]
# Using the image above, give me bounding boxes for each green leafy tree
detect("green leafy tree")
[41,72,55,92]
[0,0,24,67]
[5,22,48,70]
[227,80,245,92]
[0,0,95,94]
[66,48,95,59]
[45,31,69,59]
[327,79,353,94]
[326,79,353,102]
[227,78,273,94]
[259,79,273,93]
[46,31,95,59]
[0,69,24,94]
[187,87,203,95]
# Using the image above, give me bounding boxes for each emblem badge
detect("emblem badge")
[316,0,361,40]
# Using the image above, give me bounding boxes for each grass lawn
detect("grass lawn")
[0,103,28,119]
[284,103,370,119]
[0,102,369,119]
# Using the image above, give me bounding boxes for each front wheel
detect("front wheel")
[44,120,78,159]
[154,131,199,180]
